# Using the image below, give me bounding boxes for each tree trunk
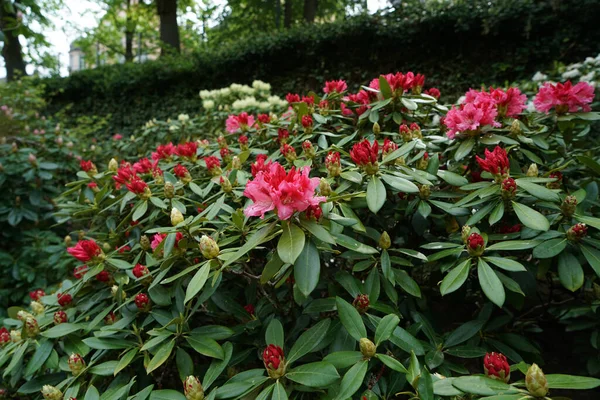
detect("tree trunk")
[125,0,134,62]
[0,0,27,81]
[156,0,180,55]
[283,0,292,28]
[303,0,317,23]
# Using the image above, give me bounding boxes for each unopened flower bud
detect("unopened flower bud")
[418,184,431,199]
[24,317,40,337]
[10,330,21,343]
[41,385,63,400]
[525,363,548,397]
[184,376,205,400]
[107,158,118,172]
[231,156,241,170]
[68,353,86,376]
[561,195,577,217]
[510,119,522,135]
[467,233,485,257]
[220,176,233,193]
[484,352,510,383]
[54,311,67,325]
[135,293,150,311]
[140,235,151,250]
[28,153,37,166]
[379,231,391,249]
[263,344,286,379]
[359,338,377,359]
[319,178,331,196]
[17,310,34,321]
[567,223,587,241]
[30,301,44,315]
[501,177,517,199]
[199,235,219,259]
[461,225,471,243]
[352,294,370,314]
[171,208,184,226]
[372,122,381,135]
[164,182,175,198]
[526,163,539,177]
[104,312,118,325]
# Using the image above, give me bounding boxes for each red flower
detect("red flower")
[424,88,441,99]
[238,135,248,145]
[152,143,176,160]
[301,95,315,105]
[135,293,150,310]
[534,80,595,114]
[244,304,255,315]
[501,177,517,196]
[73,265,89,279]
[29,289,45,301]
[133,263,149,278]
[484,352,510,382]
[468,233,484,250]
[277,129,289,144]
[0,327,10,344]
[350,139,379,166]
[323,79,348,94]
[383,139,398,156]
[174,164,189,178]
[67,240,102,262]
[87,182,98,189]
[286,93,301,104]
[304,205,323,221]
[117,245,131,253]
[257,113,271,124]
[263,344,285,370]
[301,115,313,128]
[53,311,68,325]
[280,144,296,159]
[352,294,370,313]
[176,142,198,158]
[476,146,510,176]
[113,165,135,188]
[80,160,95,172]
[220,148,232,160]
[302,141,313,152]
[96,271,111,282]
[125,177,148,195]
[57,293,72,307]
[133,158,153,174]
[251,154,270,177]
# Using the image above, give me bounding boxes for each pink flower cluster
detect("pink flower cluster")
[534,81,595,114]
[369,71,425,94]
[243,163,325,220]
[226,112,255,134]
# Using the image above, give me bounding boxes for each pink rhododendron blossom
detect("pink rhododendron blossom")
[444,102,500,139]
[534,81,595,113]
[151,232,184,250]
[465,87,527,117]
[226,112,255,133]
[243,163,325,220]
[323,80,348,94]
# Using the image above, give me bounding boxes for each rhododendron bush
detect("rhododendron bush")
[3,69,600,400]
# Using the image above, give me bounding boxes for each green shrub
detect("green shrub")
[2,66,600,399]
[42,0,600,135]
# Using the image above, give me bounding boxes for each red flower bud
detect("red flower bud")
[352,294,370,313]
[263,344,285,376]
[135,293,150,311]
[467,233,485,256]
[53,311,68,325]
[132,263,150,278]
[29,289,45,301]
[476,146,510,177]
[484,352,510,382]
[244,304,255,315]
[96,270,111,282]
[57,293,72,307]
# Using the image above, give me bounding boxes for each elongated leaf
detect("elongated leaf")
[272,381,288,400]
[445,319,486,348]
[115,348,138,376]
[532,238,567,259]
[286,362,340,387]
[483,257,526,272]
[512,202,549,231]
[375,354,407,373]
[203,342,233,390]
[335,360,368,400]
[335,297,366,341]
[381,174,419,193]
[294,240,320,296]
[545,374,600,389]
[265,319,284,348]
[223,223,276,268]
[375,314,400,345]
[277,222,305,264]
[558,251,584,292]
[184,263,211,303]
[24,340,53,377]
[287,319,330,364]
[477,259,505,307]
[367,176,387,214]
[580,244,600,277]
[186,336,224,359]
[455,137,475,161]
[146,340,175,374]
[440,259,471,295]
[41,323,81,338]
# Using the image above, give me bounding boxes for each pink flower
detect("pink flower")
[323,80,348,94]
[444,101,500,139]
[226,112,256,134]
[67,240,102,262]
[465,87,527,118]
[243,163,326,220]
[112,134,123,140]
[476,146,510,176]
[286,93,301,104]
[534,81,595,114]
[151,232,184,251]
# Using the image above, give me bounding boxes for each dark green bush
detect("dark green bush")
[42,0,600,135]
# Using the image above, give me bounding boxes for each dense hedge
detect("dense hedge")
[43,0,600,135]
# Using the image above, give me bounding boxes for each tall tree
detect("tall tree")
[303,0,317,23]
[156,0,180,55]
[0,0,26,80]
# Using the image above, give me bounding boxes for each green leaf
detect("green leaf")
[375,314,400,345]
[184,263,211,303]
[488,202,504,226]
[324,351,363,369]
[486,240,541,251]
[444,319,486,348]
[84,386,100,400]
[375,354,407,373]
[106,258,133,270]
[89,360,119,376]
[203,342,233,390]
[277,222,306,264]
[332,233,378,254]
[294,239,320,297]
[440,259,471,295]
[401,97,418,110]
[558,251,584,292]
[186,335,224,359]
[512,202,549,231]
[335,297,366,341]
[381,174,419,193]
[580,244,600,278]
[418,368,434,400]
[265,319,284,348]
[272,381,288,400]
[115,348,138,376]
[379,75,393,99]
[287,319,330,364]
[576,156,600,175]
[41,323,81,338]
[149,390,187,400]
[483,257,526,272]
[407,351,420,388]
[545,374,600,389]
[24,340,53,377]
[477,258,505,307]
[394,269,421,298]
[532,238,567,259]
[444,346,487,358]
[455,137,475,161]
[367,176,387,214]
[451,376,512,396]
[437,170,468,186]
[146,340,175,374]
[515,180,560,202]
[133,200,148,221]
[286,362,340,387]
[298,219,336,244]
[335,360,368,400]
[223,222,276,268]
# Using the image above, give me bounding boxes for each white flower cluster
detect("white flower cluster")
[199,80,286,112]
[531,53,600,88]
